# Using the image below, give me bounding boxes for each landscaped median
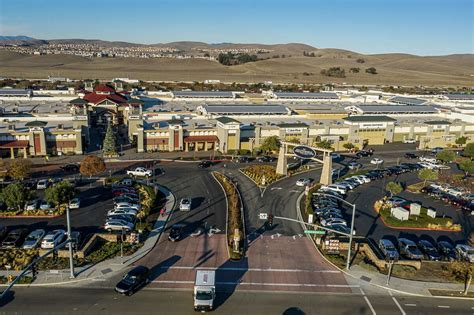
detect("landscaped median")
[212,172,245,260]
[241,163,316,187]
[374,198,462,231]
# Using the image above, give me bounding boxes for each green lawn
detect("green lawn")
[379,206,460,230]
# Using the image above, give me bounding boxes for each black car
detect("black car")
[198,160,213,168]
[404,153,418,159]
[437,241,456,261]
[168,224,185,242]
[417,240,441,261]
[0,225,7,242]
[236,156,254,163]
[356,150,373,158]
[60,164,80,173]
[257,156,276,163]
[2,228,28,248]
[115,265,150,295]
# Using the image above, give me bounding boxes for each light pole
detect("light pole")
[65,205,75,278]
[314,192,356,270]
[120,227,125,264]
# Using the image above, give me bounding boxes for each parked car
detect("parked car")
[197,160,213,168]
[25,199,39,211]
[455,244,474,262]
[127,167,153,177]
[0,225,7,242]
[330,153,341,160]
[39,200,52,211]
[107,208,138,217]
[68,231,82,250]
[257,156,276,163]
[107,214,136,224]
[419,156,438,163]
[378,239,399,260]
[314,207,342,217]
[417,240,441,261]
[431,147,444,155]
[403,138,416,144]
[22,229,46,249]
[327,223,353,235]
[404,153,418,159]
[437,241,456,261]
[356,150,373,158]
[179,198,192,211]
[321,217,347,227]
[104,219,134,232]
[2,228,28,248]
[348,162,362,170]
[115,202,141,211]
[115,265,150,296]
[114,195,139,204]
[69,198,81,209]
[398,238,424,260]
[41,230,66,249]
[296,178,312,187]
[321,185,347,195]
[385,197,407,207]
[370,158,384,165]
[36,179,50,190]
[60,164,79,173]
[320,211,343,221]
[168,224,185,242]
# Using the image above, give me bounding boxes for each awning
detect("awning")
[0,140,29,148]
[183,136,219,142]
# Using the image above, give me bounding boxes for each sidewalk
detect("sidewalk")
[0,184,176,287]
[346,265,473,297]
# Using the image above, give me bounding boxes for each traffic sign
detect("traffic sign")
[304,230,325,235]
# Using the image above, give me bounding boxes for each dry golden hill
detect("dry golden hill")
[0,50,472,86]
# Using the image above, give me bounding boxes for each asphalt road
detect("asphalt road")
[1,286,473,314]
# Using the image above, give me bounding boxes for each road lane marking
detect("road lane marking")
[152,280,359,288]
[271,187,283,190]
[437,306,450,308]
[404,304,416,307]
[360,288,376,315]
[391,297,406,315]
[158,266,341,273]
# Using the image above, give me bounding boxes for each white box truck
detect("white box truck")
[194,270,216,312]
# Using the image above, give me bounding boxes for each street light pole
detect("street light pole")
[66,205,75,278]
[346,202,356,271]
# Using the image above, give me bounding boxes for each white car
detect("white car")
[419,156,437,164]
[348,176,365,185]
[115,202,141,211]
[105,219,134,232]
[370,158,384,165]
[179,198,192,211]
[69,198,81,209]
[456,244,474,263]
[296,178,311,187]
[41,230,65,249]
[403,138,416,144]
[126,167,152,177]
[36,179,50,190]
[418,161,439,169]
[348,162,361,170]
[39,201,51,211]
[322,184,347,195]
[321,217,347,227]
[353,175,371,183]
[23,229,46,249]
[107,208,138,216]
[25,199,39,211]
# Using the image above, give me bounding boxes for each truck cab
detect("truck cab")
[194,270,216,312]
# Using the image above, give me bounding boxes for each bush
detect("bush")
[320,67,345,78]
[242,165,284,186]
[365,67,377,74]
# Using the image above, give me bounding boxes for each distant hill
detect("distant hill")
[0,35,47,46]
[0,36,472,86]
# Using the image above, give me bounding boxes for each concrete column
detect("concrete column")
[39,131,47,156]
[137,128,144,153]
[320,153,333,186]
[23,147,27,159]
[168,129,174,152]
[74,130,83,155]
[185,142,189,152]
[10,147,14,159]
[204,142,208,151]
[276,144,287,176]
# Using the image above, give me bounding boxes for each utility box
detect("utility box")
[427,208,436,218]
[390,207,409,221]
[308,214,314,224]
[410,203,421,216]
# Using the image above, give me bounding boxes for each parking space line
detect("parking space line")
[391,297,406,315]
[359,288,376,315]
[159,266,341,273]
[404,304,416,307]
[437,305,450,308]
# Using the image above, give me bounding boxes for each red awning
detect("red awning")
[183,136,218,142]
[0,140,29,148]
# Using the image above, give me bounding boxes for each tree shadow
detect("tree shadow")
[282,307,306,315]
[0,290,15,308]
[213,256,249,310]
[148,255,181,282]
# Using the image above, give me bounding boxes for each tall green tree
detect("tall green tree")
[385,182,403,197]
[315,140,333,150]
[45,181,76,206]
[455,136,468,147]
[436,150,456,163]
[464,143,474,158]
[102,121,118,157]
[0,183,31,211]
[418,168,438,186]
[260,136,280,153]
[459,159,474,175]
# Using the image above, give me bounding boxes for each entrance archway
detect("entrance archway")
[276,142,333,185]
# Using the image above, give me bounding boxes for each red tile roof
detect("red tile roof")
[0,140,29,148]
[83,92,128,105]
[183,136,218,142]
[94,84,116,93]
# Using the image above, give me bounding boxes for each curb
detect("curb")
[296,191,473,300]
[211,172,231,260]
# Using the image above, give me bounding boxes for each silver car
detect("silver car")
[378,238,399,260]
[23,229,46,249]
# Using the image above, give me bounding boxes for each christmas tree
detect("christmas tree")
[102,121,118,157]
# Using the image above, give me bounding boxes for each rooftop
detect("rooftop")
[201,104,290,115]
[172,91,234,98]
[389,96,426,105]
[356,105,438,114]
[274,92,339,99]
[343,115,397,122]
[215,116,240,124]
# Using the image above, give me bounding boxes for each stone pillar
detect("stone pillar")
[137,127,144,153]
[39,131,47,156]
[10,147,14,159]
[23,147,28,159]
[204,142,208,151]
[74,130,83,155]
[320,153,332,186]
[276,144,287,176]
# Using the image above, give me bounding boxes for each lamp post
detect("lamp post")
[314,192,356,270]
[66,205,75,278]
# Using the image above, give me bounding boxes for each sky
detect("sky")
[0,0,473,55]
